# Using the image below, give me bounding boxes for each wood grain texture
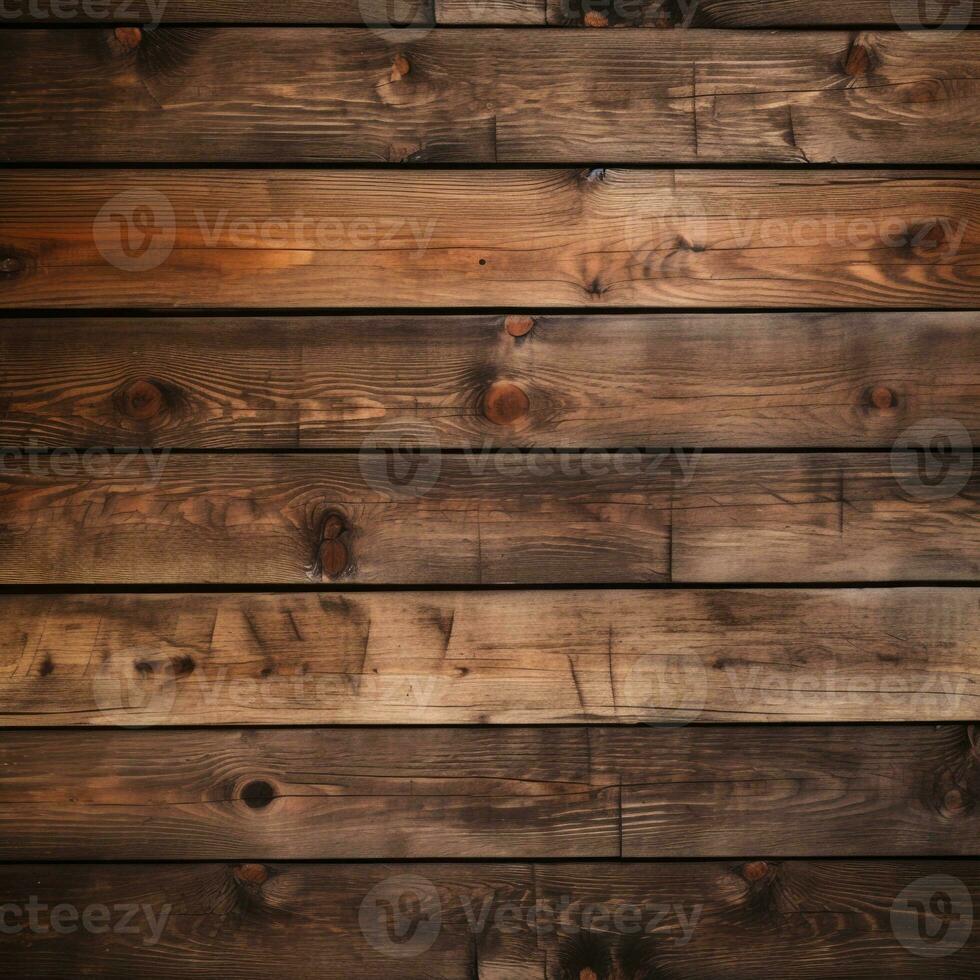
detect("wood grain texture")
[3,312,978,450]
[1,860,977,977]
[3,724,979,858]
[3,29,978,163]
[547,0,980,27]
[0,0,434,23]
[0,453,976,584]
[2,169,978,308]
[1,589,976,724]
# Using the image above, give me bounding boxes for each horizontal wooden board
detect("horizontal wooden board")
[0,453,976,584]
[1,589,976,724]
[2,724,979,858]
[3,29,979,163]
[2,169,978,308]
[1,860,977,977]
[3,312,977,449]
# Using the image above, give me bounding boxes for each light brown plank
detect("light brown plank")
[3,29,978,162]
[1,589,976,724]
[3,724,979,858]
[0,453,975,583]
[1,860,977,977]
[2,170,978,308]
[2,312,977,449]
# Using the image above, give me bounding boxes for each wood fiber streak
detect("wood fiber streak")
[0,589,975,724]
[2,170,978,308]
[3,29,978,162]
[1,861,978,977]
[2,312,977,449]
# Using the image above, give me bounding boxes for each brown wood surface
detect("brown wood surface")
[0,453,975,584]
[3,312,978,449]
[2,724,979,858]
[1,860,977,977]
[1,589,976,724]
[2,169,978,308]
[3,29,978,163]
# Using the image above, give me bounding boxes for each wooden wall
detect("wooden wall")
[0,2,978,977]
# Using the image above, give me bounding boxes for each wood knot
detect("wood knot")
[241,780,276,810]
[941,787,970,817]
[583,9,609,26]
[843,41,875,78]
[234,863,268,886]
[868,385,898,411]
[317,511,350,580]
[390,54,411,82]
[505,315,536,338]
[114,27,143,51]
[743,861,771,882]
[119,379,165,421]
[483,381,530,427]
[0,255,24,278]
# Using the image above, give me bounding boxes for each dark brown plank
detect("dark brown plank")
[0,728,619,859]
[0,453,975,583]
[1,860,977,977]
[3,29,979,162]
[548,0,980,27]
[0,0,433,24]
[4,312,978,449]
[3,724,979,858]
[1,589,976,724]
[2,170,978,308]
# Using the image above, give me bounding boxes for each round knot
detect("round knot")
[120,379,165,420]
[870,385,897,410]
[505,315,535,338]
[743,861,770,882]
[390,54,411,82]
[241,780,276,810]
[482,381,530,427]
[114,27,143,50]
[583,10,609,26]
[234,863,268,886]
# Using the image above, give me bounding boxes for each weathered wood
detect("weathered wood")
[3,29,978,163]
[1,589,976,724]
[2,724,979,858]
[547,0,980,27]
[1,860,977,977]
[0,0,434,23]
[2,169,978,308]
[0,454,975,583]
[3,312,978,449]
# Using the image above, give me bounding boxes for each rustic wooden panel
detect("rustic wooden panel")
[3,312,977,449]
[0,728,620,859]
[1,860,977,977]
[3,29,978,163]
[3,724,979,858]
[547,0,980,27]
[0,0,434,23]
[2,170,978,308]
[0,453,975,583]
[1,589,976,724]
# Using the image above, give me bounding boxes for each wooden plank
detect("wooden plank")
[547,0,980,27]
[2,169,978,309]
[1,860,977,977]
[0,728,620,859]
[3,312,977,450]
[0,0,434,24]
[4,29,979,163]
[3,724,979,858]
[0,453,975,583]
[1,589,976,724]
